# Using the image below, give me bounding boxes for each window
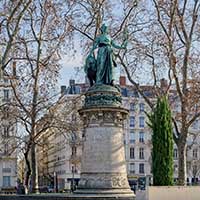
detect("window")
[71,132,77,142]
[139,103,145,112]
[3,176,11,187]
[139,163,145,174]
[193,149,198,159]
[3,89,9,101]
[130,130,135,143]
[130,147,135,159]
[174,164,178,172]
[4,143,9,155]
[72,146,77,156]
[3,77,8,83]
[139,117,145,128]
[2,106,9,118]
[130,103,135,111]
[121,88,128,97]
[144,91,152,97]
[139,148,144,159]
[129,163,135,174]
[72,114,76,121]
[3,126,9,137]
[193,165,198,175]
[139,132,144,143]
[72,165,77,173]
[57,170,66,175]
[192,120,198,129]
[130,116,135,127]
[174,149,178,159]
[75,86,81,94]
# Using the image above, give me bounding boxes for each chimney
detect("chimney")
[69,79,75,86]
[61,85,66,95]
[13,61,16,77]
[119,76,126,86]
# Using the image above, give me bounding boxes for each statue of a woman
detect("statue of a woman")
[88,24,127,86]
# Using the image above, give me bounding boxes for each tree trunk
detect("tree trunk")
[30,143,39,193]
[177,142,187,185]
[24,150,31,194]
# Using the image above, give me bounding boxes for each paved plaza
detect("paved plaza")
[135,191,146,200]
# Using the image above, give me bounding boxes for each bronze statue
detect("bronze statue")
[84,54,96,86]
[85,24,127,86]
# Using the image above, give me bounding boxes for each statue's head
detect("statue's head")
[100,24,108,34]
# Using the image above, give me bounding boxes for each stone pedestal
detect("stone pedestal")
[75,85,135,199]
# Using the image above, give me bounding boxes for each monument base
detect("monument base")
[0,194,135,200]
[77,85,135,200]
[71,193,135,200]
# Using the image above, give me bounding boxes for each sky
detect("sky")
[58,52,84,87]
[58,53,122,88]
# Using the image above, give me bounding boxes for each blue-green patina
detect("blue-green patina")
[84,84,122,108]
[85,24,127,86]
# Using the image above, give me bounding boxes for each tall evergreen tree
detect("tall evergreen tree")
[147,95,174,186]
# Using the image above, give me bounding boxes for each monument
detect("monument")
[75,24,135,199]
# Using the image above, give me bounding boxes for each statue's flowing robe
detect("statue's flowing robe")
[96,43,115,85]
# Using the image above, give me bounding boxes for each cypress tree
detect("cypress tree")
[147,95,174,186]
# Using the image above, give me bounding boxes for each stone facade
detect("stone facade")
[123,97,153,186]
[36,95,82,191]
[0,75,17,193]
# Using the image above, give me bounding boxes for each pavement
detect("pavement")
[135,190,147,200]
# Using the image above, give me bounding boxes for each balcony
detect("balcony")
[1,187,16,194]
[2,168,11,173]
[2,98,11,103]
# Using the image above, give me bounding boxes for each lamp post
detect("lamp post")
[71,166,75,192]
[53,171,58,193]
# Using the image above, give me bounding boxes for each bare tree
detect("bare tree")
[3,0,199,188]
[64,0,138,55]
[118,0,200,185]
[65,0,200,185]
[0,0,32,77]
[35,94,83,188]
[3,0,74,193]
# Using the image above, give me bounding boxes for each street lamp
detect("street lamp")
[53,171,58,193]
[71,166,75,192]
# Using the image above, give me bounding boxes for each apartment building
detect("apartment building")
[0,74,17,193]
[36,95,83,191]
[36,76,200,190]
[122,93,152,186]
[121,77,200,186]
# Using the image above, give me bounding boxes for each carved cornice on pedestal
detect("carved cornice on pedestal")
[79,107,128,127]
